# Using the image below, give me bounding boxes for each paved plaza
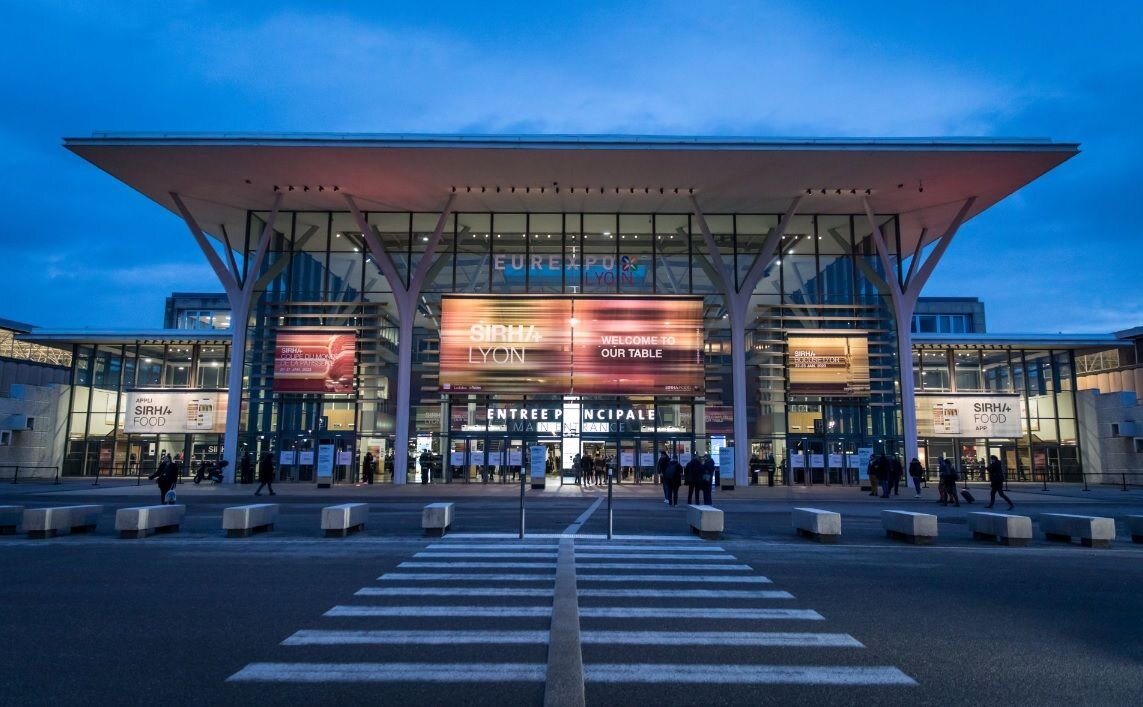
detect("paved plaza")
[2,479,1142,705]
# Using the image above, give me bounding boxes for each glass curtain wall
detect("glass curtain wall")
[62,341,230,478]
[914,345,1080,481]
[237,209,903,484]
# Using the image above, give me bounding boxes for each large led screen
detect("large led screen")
[273,329,356,394]
[571,298,704,395]
[439,297,574,394]
[787,335,870,397]
[438,296,704,395]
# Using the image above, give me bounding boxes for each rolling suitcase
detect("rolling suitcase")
[960,487,975,504]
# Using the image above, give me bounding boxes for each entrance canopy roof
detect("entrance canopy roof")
[66,133,1078,251]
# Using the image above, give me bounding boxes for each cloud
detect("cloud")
[184,5,1021,137]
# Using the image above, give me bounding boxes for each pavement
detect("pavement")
[1,478,1141,705]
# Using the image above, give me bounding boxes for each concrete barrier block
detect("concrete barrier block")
[1040,513,1115,548]
[1125,515,1143,544]
[686,505,724,540]
[67,505,103,533]
[423,502,454,537]
[792,507,841,543]
[115,505,185,539]
[223,504,278,537]
[0,505,23,534]
[881,510,938,544]
[968,512,1033,546]
[323,503,369,537]
[24,507,73,539]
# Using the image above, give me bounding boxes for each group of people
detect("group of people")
[655,451,717,506]
[866,454,905,498]
[572,451,614,487]
[864,453,1015,510]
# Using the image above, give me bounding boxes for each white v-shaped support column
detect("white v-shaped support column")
[862,197,975,460]
[171,192,281,483]
[691,195,802,486]
[345,194,455,484]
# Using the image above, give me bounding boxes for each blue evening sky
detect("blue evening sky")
[2,1,1139,333]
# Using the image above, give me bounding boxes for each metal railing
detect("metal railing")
[0,465,60,484]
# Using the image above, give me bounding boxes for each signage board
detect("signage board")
[316,444,335,486]
[273,329,356,394]
[124,391,228,434]
[439,296,703,395]
[789,452,805,468]
[530,445,547,483]
[788,335,870,396]
[337,450,353,466]
[718,446,735,488]
[916,395,1022,438]
[280,451,295,466]
[299,450,315,466]
[857,448,873,481]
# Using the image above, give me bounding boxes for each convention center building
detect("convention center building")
[24,133,1114,486]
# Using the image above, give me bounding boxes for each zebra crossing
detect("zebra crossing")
[228,537,558,695]
[227,534,915,697]
[574,538,915,692]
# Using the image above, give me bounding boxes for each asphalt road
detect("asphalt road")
[1,480,1141,706]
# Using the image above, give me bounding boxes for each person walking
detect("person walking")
[888,455,903,496]
[866,456,880,497]
[908,457,924,497]
[985,455,1014,510]
[657,451,670,503]
[362,451,376,485]
[667,455,683,507]
[938,458,960,507]
[148,453,177,504]
[574,452,583,487]
[254,452,276,496]
[701,453,716,505]
[877,455,892,498]
[685,454,703,504]
[582,453,595,488]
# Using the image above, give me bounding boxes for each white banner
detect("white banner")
[124,391,228,434]
[917,395,1022,438]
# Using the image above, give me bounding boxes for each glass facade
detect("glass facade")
[62,340,231,480]
[225,209,908,484]
[913,345,1081,483]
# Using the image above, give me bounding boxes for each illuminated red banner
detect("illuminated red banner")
[273,329,356,394]
[571,298,703,395]
[439,298,573,394]
[439,297,703,395]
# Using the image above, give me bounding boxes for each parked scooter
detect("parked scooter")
[193,459,229,484]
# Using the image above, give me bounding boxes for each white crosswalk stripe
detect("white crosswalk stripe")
[227,535,916,695]
[572,538,916,689]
